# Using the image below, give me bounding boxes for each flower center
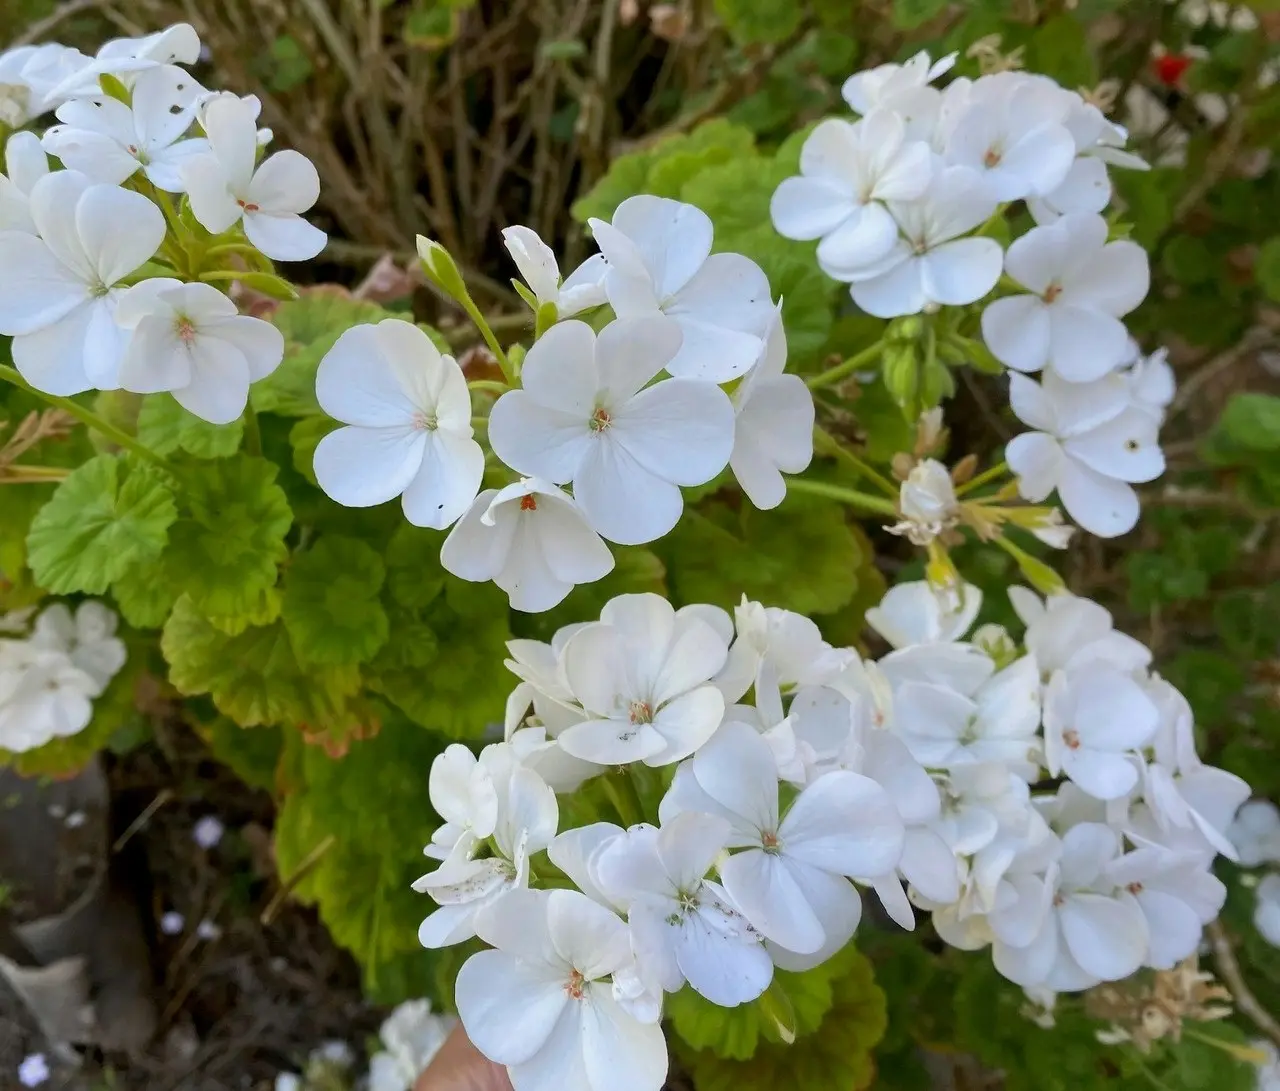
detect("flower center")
[175,316,198,344]
[412,411,438,432]
[1063,728,1081,751]
[565,968,586,1000]
[983,146,1002,168]
[1124,439,1139,452]
[628,700,653,725]
[761,830,782,854]
[1042,282,1063,304]
[589,406,613,433]
[520,494,538,512]
[236,198,261,213]
[1127,881,1143,895]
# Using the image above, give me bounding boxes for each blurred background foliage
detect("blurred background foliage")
[5,0,1280,1088]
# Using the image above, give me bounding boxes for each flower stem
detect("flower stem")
[242,403,263,457]
[955,459,1008,496]
[467,379,509,396]
[786,476,900,517]
[813,427,899,497]
[602,769,642,827]
[0,365,168,469]
[460,296,516,386]
[806,339,885,390]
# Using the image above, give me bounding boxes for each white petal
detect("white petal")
[611,195,712,299]
[666,316,764,384]
[658,812,732,890]
[1061,747,1139,799]
[0,231,85,335]
[920,238,1003,306]
[248,148,319,215]
[401,431,484,529]
[573,438,684,546]
[117,318,192,393]
[1065,240,1149,316]
[202,93,258,191]
[1045,304,1129,382]
[595,315,682,403]
[765,862,862,971]
[1057,459,1139,537]
[243,210,326,262]
[489,391,593,484]
[1007,432,1063,503]
[982,295,1050,373]
[719,849,824,954]
[456,949,567,1066]
[664,253,772,379]
[780,771,903,879]
[315,320,427,427]
[848,255,924,318]
[1137,889,1203,970]
[547,889,632,979]
[580,986,669,1091]
[770,174,854,241]
[209,313,285,382]
[313,425,426,508]
[675,905,773,1006]
[11,303,102,396]
[1064,411,1164,484]
[181,155,242,234]
[1059,894,1147,981]
[533,490,615,586]
[691,721,779,834]
[76,184,165,286]
[173,336,252,424]
[646,686,726,766]
[612,378,734,486]
[814,202,905,275]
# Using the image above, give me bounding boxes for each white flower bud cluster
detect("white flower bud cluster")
[771,52,1176,539]
[0,601,125,752]
[0,24,324,423]
[412,579,1248,1091]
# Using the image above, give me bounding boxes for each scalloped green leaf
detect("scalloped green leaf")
[161,594,357,727]
[161,455,293,622]
[282,535,389,666]
[26,454,177,595]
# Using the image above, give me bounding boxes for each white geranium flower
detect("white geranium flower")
[1255,874,1280,948]
[865,579,982,649]
[841,49,957,116]
[423,743,500,862]
[28,600,126,693]
[1007,370,1164,538]
[839,166,1003,318]
[0,170,164,395]
[1010,587,1152,676]
[17,1052,50,1089]
[192,815,225,850]
[592,812,774,1006]
[1229,801,1280,868]
[0,132,49,233]
[414,751,558,948]
[660,721,904,961]
[556,593,729,766]
[0,642,98,753]
[1142,762,1250,861]
[116,278,284,424]
[181,93,325,261]
[888,458,960,545]
[893,654,1042,777]
[367,999,456,1091]
[1105,845,1225,970]
[993,823,1148,991]
[981,213,1149,382]
[728,307,814,510]
[502,225,606,319]
[0,43,92,127]
[441,478,614,613]
[42,65,208,191]
[588,196,774,381]
[456,888,668,1091]
[488,317,735,545]
[314,319,483,529]
[47,23,201,100]
[716,598,853,706]
[1043,666,1158,800]
[771,111,933,271]
[943,74,1077,201]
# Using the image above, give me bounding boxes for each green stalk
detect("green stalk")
[786,476,900,517]
[460,296,516,385]
[0,365,167,469]
[242,403,263,457]
[813,426,899,497]
[956,460,1009,497]
[806,339,885,390]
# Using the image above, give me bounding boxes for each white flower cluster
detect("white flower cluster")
[313,194,815,613]
[1227,801,1280,948]
[0,601,125,752]
[412,582,1248,1091]
[0,24,323,423]
[771,52,1175,539]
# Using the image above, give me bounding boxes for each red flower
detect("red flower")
[1154,53,1193,87]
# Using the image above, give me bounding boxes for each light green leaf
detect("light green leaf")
[713,0,802,44]
[283,535,389,666]
[137,394,244,458]
[162,595,359,727]
[26,454,177,594]
[111,560,182,629]
[162,455,293,622]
